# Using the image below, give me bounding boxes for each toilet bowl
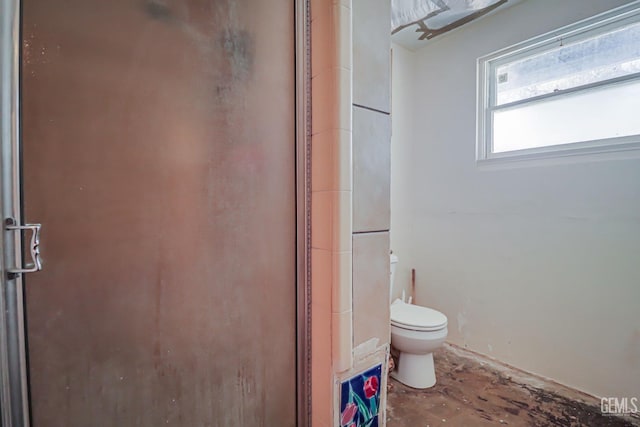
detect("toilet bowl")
[390,299,448,388]
[389,255,448,389]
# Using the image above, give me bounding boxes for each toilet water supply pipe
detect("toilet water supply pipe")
[403,269,417,304]
[411,269,416,304]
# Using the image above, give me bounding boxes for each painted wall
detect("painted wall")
[391,0,640,398]
[390,43,416,303]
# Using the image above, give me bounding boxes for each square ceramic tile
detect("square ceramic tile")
[337,67,353,132]
[312,131,334,192]
[335,129,353,191]
[312,129,352,192]
[353,107,390,232]
[311,6,334,77]
[336,4,352,71]
[310,0,329,22]
[311,72,336,135]
[333,310,353,372]
[311,340,332,427]
[333,191,353,252]
[312,299,332,361]
[352,232,391,347]
[312,301,333,427]
[353,0,391,112]
[312,191,351,251]
[311,68,352,135]
[339,364,383,427]
[332,250,352,313]
[311,191,332,250]
[312,4,351,77]
[312,248,332,310]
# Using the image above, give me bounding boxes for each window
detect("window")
[477,2,640,163]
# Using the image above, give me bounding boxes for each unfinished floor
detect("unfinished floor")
[387,344,640,427]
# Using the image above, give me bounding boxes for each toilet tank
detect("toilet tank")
[390,254,399,301]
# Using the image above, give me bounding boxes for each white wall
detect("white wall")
[390,43,416,302]
[391,0,640,398]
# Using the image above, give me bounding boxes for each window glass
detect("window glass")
[493,79,640,153]
[495,21,640,106]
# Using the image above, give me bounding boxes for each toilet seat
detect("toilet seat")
[391,300,447,331]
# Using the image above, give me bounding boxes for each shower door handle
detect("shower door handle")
[4,218,43,276]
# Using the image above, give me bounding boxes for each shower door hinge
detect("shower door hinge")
[4,217,42,279]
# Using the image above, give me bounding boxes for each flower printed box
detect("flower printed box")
[339,364,382,427]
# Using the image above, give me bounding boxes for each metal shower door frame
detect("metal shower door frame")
[0,0,312,425]
[295,0,312,425]
[0,0,31,425]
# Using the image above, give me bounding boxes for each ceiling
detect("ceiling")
[391,0,525,50]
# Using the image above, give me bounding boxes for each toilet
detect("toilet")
[389,254,448,389]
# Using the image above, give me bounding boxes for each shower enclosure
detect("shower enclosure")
[0,0,309,425]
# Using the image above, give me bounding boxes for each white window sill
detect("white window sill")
[476,138,640,169]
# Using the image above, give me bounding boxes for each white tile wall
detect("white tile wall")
[310,1,355,425]
[352,232,391,347]
[353,0,391,113]
[353,106,391,232]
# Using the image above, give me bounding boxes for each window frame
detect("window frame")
[476,1,640,164]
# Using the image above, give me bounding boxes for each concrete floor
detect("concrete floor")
[386,344,640,427]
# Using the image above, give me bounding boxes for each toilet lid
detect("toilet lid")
[390,300,447,331]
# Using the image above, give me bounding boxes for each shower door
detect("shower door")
[6,0,300,425]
